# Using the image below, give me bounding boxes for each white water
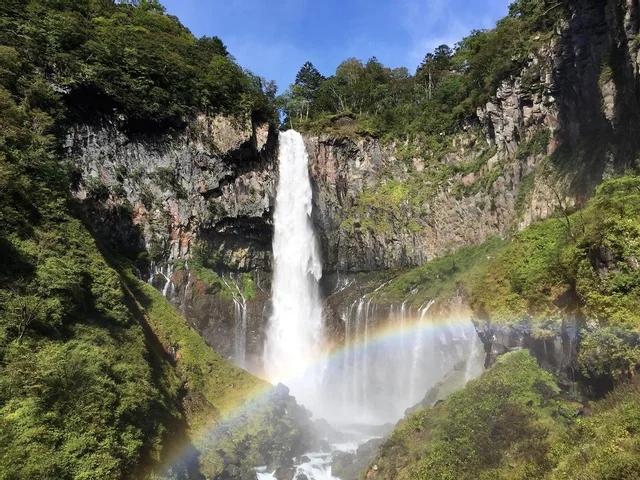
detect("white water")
[263,130,325,408]
[149,264,174,298]
[257,454,338,480]
[226,275,248,368]
[320,297,485,424]
[260,129,485,479]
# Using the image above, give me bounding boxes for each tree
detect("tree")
[117,0,166,12]
[279,84,306,127]
[193,36,229,63]
[335,58,365,113]
[294,62,324,119]
[416,44,453,100]
[263,79,278,102]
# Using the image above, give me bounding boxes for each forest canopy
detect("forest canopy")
[0,0,278,130]
[279,0,567,139]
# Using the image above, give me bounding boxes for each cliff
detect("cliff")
[64,0,640,411]
[306,0,640,274]
[67,115,277,272]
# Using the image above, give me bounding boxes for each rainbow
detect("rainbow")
[163,309,480,473]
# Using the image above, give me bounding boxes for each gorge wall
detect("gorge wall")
[69,0,640,375]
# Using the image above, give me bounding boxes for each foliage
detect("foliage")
[469,175,640,327]
[548,375,640,480]
[578,329,640,383]
[369,351,640,480]
[0,4,304,477]
[373,236,507,307]
[514,170,537,217]
[367,350,573,480]
[280,0,567,139]
[470,219,571,322]
[0,218,182,479]
[0,0,277,131]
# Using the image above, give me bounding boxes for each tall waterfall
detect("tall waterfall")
[264,130,324,407]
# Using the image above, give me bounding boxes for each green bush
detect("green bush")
[368,351,570,480]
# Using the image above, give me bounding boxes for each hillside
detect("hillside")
[365,350,640,480]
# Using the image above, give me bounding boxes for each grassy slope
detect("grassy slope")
[371,235,507,308]
[0,210,269,479]
[366,350,640,480]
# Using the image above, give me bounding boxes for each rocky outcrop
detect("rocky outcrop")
[305,133,537,273]
[304,0,640,275]
[474,316,581,387]
[170,269,271,373]
[67,114,277,272]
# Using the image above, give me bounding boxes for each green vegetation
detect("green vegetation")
[0,218,181,479]
[367,350,640,480]
[280,0,567,139]
[549,375,640,479]
[0,0,277,132]
[470,175,640,328]
[373,236,507,307]
[0,2,314,478]
[369,350,573,480]
[514,171,537,217]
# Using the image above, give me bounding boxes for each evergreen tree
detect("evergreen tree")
[294,61,324,119]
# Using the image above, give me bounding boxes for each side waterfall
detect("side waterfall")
[322,299,485,424]
[263,130,324,408]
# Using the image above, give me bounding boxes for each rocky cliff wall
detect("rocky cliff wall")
[67,114,277,272]
[67,115,278,369]
[67,0,640,375]
[306,0,640,274]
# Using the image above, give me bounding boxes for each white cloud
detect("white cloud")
[397,0,512,70]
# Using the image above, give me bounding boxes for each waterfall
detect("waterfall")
[408,301,435,402]
[226,275,248,368]
[149,263,174,298]
[264,130,324,407]
[233,298,248,367]
[325,298,484,424]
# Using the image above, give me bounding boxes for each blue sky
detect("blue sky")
[162,0,513,93]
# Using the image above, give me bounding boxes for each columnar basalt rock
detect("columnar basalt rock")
[66,115,277,270]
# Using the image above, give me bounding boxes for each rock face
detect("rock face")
[67,115,277,369]
[66,0,640,376]
[305,133,538,273]
[304,0,640,275]
[67,115,277,271]
[474,317,581,387]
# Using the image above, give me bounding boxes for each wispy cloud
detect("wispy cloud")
[397,0,512,69]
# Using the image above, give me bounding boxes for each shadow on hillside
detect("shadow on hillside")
[75,199,206,479]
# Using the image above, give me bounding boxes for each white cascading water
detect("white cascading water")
[227,276,248,369]
[260,130,485,480]
[263,130,325,409]
[320,298,485,424]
